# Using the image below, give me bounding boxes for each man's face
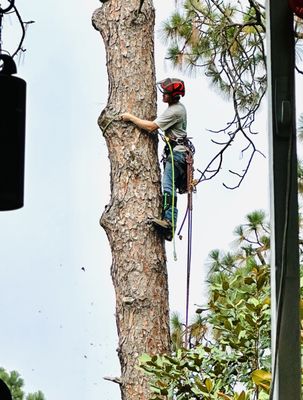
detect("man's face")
[162,93,170,103]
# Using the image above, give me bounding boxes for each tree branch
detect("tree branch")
[103,376,122,385]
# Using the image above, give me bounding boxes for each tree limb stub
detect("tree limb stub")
[104,376,122,385]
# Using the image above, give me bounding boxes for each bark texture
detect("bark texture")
[92,1,171,399]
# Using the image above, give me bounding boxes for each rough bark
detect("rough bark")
[92,1,171,399]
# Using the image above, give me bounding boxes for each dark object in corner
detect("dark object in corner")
[0,54,26,211]
[0,378,12,400]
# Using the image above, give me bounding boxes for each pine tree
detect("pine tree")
[92,1,170,399]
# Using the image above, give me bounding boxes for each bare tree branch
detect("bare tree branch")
[0,2,34,59]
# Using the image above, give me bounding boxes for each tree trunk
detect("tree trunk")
[92,2,171,399]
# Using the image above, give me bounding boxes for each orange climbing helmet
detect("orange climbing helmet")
[157,78,185,98]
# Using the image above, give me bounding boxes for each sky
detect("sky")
[0,1,300,399]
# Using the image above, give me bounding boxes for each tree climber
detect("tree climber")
[121,78,188,240]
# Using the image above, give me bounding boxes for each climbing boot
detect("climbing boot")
[152,218,171,229]
[151,218,173,241]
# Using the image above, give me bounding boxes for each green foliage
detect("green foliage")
[207,263,271,380]
[161,1,303,188]
[140,211,272,399]
[163,1,302,113]
[139,347,251,400]
[26,391,46,400]
[298,159,303,196]
[162,0,267,110]
[0,367,46,400]
[140,207,303,398]
[251,370,271,393]
[298,113,303,142]
[171,312,184,351]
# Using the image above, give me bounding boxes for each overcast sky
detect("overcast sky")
[0,1,301,399]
